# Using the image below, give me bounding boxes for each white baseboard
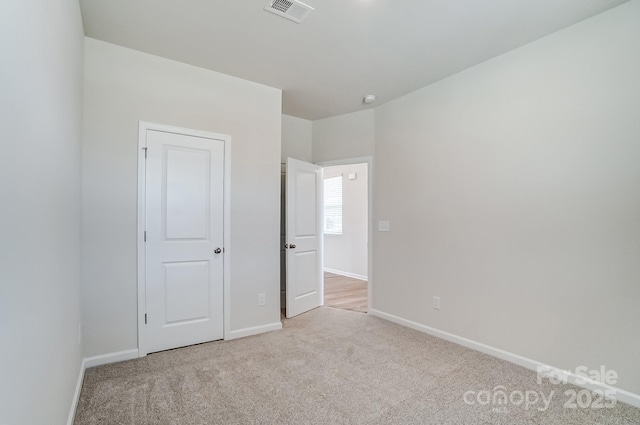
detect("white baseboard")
[84,349,140,369]
[369,309,640,409]
[66,326,286,423]
[226,321,282,340]
[324,268,367,281]
[67,358,87,425]
[67,348,140,424]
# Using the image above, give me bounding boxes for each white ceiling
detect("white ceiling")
[80,0,628,120]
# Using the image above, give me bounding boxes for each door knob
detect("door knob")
[289,244,296,249]
[214,248,222,254]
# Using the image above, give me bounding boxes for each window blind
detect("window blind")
[323,176,342,235]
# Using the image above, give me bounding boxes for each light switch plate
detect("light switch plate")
[378,220,391,232]
[348,173,357,180]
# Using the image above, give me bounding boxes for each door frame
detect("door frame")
[316,156,373,314]
[136,121,232,357]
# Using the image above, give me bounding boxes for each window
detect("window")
[323,176,342,235]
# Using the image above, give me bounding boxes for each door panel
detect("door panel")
[294,251,319,296]
[145,129,224,353]
[164,261,210,324]
[286,158,322,318]
[165,148,211,240]
[295,171,318,236]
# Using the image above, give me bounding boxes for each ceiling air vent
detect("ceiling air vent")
[264,0,314,24]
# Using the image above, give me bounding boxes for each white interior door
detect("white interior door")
[144,128,225,353]
[286,158,323,318]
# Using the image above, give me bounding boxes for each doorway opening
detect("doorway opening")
[280,157,372,319]
[322,162,368,313]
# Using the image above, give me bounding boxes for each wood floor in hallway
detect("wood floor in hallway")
[324,272,367,313]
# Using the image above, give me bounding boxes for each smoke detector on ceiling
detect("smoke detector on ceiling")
[264,0,314,24]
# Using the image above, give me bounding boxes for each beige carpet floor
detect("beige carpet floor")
[75,307,640,424]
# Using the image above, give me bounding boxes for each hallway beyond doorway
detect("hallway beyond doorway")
[324,272,367,313]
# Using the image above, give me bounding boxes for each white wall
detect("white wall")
[312,109,374,163]
[323,164,368,279]
[373,1,640,395]
[83,38,282,357]
[0,1,84,424]
[282,114,312,162]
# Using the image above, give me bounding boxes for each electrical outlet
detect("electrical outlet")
[433,296,441,310]
[258,293,266,306]
[378,220,391,232]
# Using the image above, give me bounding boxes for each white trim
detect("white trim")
[318,156,372,167]
[137,121,232,356]
[226,322,283,340]
[137,123,147,357]
[222,138,232,341]
[67,358,86,425]
[323,267,367,281]
[317,157,373,314]
[66,348,140,424]
[369,309,640,409]
[84,349,140,369]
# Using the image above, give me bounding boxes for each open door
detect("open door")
[285,158,323,318]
